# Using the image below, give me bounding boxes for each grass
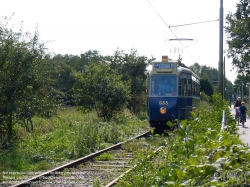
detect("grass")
[96,153,114,161]
[0,106,149,178]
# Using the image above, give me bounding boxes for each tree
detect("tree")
[51,51,102,105]
[51,54,78,105]
[189,62,201,75]
[105,49,152,114]
[73,62,130,121]
[80,50,102,71]
[200,77,214,96]
[233,74,250,99]
[225,0,250,74]
[200,66,218,84]
[0,18,63,144]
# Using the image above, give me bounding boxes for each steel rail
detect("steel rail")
[105,146,164,187]
[10,131,150,187]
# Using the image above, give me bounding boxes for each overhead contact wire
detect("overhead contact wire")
[146,0,194,59]
[169,19,219,28]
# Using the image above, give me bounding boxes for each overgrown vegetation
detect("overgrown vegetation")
[0,17,64,145]
[96,153,114,161]
[115,93,250,186]
[0,107,149,178]
[0,16,152,146]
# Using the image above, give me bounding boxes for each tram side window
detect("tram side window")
[179,79,182,96]
[180,78,187,96]
[193,82,198,97]
[151,81,155,95]
[179,77,193,96]
[192,82,195,96]
[187,79,192,96]
[151,80,160,96]
[196,83,200,96]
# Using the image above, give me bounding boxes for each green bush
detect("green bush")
[116,93,250,186]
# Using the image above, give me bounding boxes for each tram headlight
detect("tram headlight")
[159,107,167,114]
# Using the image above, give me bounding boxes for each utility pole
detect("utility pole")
[223,56,225,99]
[218,0,224,99]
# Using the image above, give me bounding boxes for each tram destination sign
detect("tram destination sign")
[154,63,175,69]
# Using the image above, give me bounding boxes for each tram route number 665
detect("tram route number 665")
[159,101,168,105]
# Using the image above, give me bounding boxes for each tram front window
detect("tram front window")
[150,75,177,96]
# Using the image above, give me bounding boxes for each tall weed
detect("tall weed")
[0,107,148,174]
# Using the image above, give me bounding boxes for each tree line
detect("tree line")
[189,0,250,100]
[0,17,155,146]
[225,0,250,98]
[189,63,233,101]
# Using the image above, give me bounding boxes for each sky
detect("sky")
[0,0,241,83]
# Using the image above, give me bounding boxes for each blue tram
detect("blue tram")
[146,56,200,130]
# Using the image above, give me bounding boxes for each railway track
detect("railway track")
[3,131,164,187]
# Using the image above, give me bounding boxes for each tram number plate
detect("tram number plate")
[159,101,168,105]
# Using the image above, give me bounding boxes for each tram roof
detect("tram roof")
[177,66,200,79]
[147,61,199,80]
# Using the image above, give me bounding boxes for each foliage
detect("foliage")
[73,62,131,120]
[80,50,103,71]
[225,0,250,74]
[200,92,210,102]
[189,63,233,100]
[0,17,63,144]
[116,93,250,186]
[96,153,114,161]
[51,54,78,105]
[189,64,218,84]
[0,107,148,174]
[105,49,152,114]
[54,49,151,119]
[50,51,104,105]
[200,77,214,96]
[233,74,250,102]
[189,62,201,75]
